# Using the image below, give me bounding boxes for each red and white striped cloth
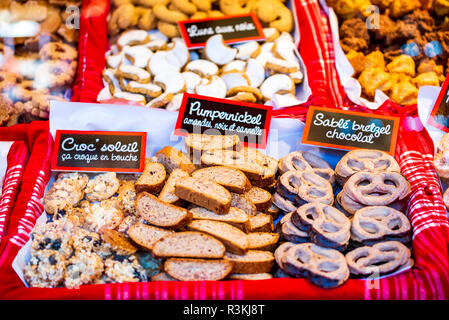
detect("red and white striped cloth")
[0,0,448,300]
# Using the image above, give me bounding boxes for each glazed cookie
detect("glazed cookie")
[278,151,335,184]
[84,172,120,202]
[335,149,401,184]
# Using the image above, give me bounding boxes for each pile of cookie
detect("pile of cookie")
[0,0,80,126]
[97,28,304,109]
[433,132,449,210]
[328,0,449,105]
[273,149,413,288]
[108,0,294,39]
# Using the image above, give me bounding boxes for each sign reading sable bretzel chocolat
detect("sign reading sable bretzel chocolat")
[175,93,272,148]
[178,13,265,49]
[302,106,400,155]
[51,130,146,173]
[427,75,449,132]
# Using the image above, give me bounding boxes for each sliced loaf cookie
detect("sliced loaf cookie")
[158,169,190,206]
[244,187,273,212]
[248,232,279,251]
[231,193,257,216]
[136,192,192,229]
[188,220,249,254]
[151,272,178,281]
[128,221,175,250]
[175,177,231,214]
[191,166,251,194]
[185,133,241,157]
[156,146,196,174]
[135,160,166,194]
[189,206,250,232]
[228,273,273,280]
[224,250,275,274]
[164,258,233,281]
[249,213,273,232]
[152,231,226,258]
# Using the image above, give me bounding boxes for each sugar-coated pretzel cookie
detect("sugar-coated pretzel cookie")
[277,170,334,206]
[283,243,350,288]
[84,172,120,202]
[293,203,350,251]
[272,192,297,213]
[342,171,410,208]
[274,241,295,270]
[350,206,411,245]
[345,241,412,276]
[278,151,335,184]
[335,149,400,184]
[39,42,77,62]
[277,212,309,243]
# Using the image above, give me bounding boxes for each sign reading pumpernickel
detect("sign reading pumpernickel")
[302,106,400,155]
[175,93,273,148]
[178,13,265,49]
[427,75,449,132]
[51,130,146,172]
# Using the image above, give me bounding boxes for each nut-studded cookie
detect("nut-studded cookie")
[84,172,120,202]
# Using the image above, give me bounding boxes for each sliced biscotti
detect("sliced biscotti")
[136,192,192,229]
[156,146,196,174]
[201,148,278,188]
[248,232,279,251]
[224,250,275,274]
[228,273,273,280]
[135,160,166,194]
[128,222,175,250]
[191,166,251,194]
[231,193,257,216]
[244,187,273,212]
[249,213,273,232]
[164,258,233,281]
[151,272,178,281]
[175,177,231,214]
[185,133,241,158]
[158,169,190,206]
[152,231,226,259]
[188,220,249,254]
[189,206,250,232]
[266,203,280,220]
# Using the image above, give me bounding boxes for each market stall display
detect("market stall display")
[0,0,81,125]
[96,0,309,109]
[0,0,448,301]
[327,0,449,106]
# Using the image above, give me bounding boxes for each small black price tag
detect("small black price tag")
[427,75,449,132]
[175,93,272,148]
[178,13,265,49]
[302,106,400,155]
[51,130,146,172]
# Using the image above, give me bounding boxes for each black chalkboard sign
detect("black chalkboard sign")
[175,93,272,148]
[302,106,400,155]
[51,130,146,172]
[178,13,265,49]
[427,75,449,132]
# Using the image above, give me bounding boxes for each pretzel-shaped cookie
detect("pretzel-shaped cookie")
[345,241,412,276]
[351,206,411,245]
[277,170,334,206]
[335,149,400,184]
[293,203,350,251]
[343,171,410,207]
[278,151,335,184]
[276,212,309,243]
[283,243,349,288]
